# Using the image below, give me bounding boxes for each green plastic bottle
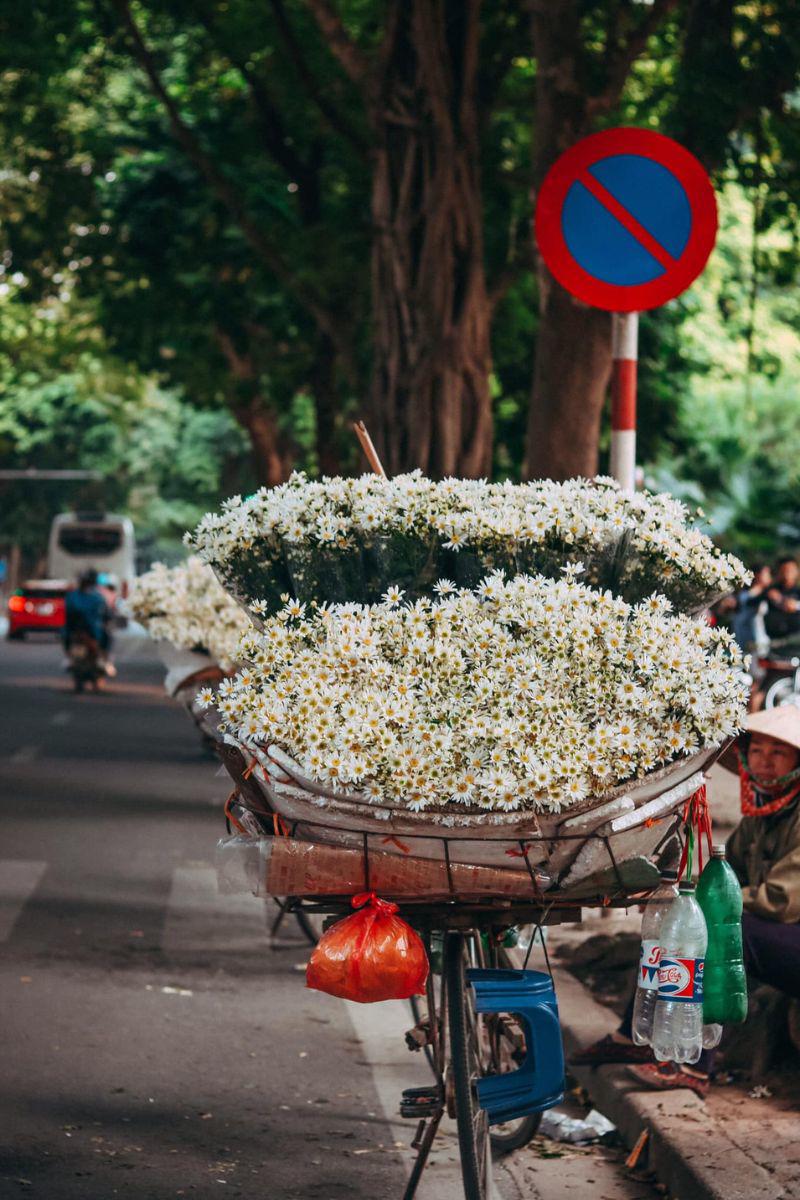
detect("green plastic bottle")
[696,845,747,1025]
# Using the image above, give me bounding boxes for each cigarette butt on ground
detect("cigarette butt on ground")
[625,1128,649,1170]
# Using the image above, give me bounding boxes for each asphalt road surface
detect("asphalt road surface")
[0,634,656,1200]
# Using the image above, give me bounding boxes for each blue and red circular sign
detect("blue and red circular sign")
[535,127,717,312]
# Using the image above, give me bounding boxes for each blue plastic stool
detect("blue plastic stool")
[467,967,565,1125]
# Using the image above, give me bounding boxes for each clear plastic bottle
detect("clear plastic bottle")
[702,1023,722,1049]
[651,880,708,1064]
[631,869,678,1045]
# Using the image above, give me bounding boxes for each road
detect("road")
[0,635,656,1200]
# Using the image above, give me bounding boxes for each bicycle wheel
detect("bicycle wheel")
[445,931,491,1200]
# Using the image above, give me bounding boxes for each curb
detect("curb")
[550,965,782,1200]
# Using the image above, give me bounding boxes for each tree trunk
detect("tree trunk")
[527,285,611,479]
[214,327,292,486]
[526,1,612,481]
[368,0,493,479]
[235,400,292,487]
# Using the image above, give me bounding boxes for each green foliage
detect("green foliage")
[0,288,250,566]
[644,180,800,564]
[1,0,800,552]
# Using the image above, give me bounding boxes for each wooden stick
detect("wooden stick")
[352,420,387,478]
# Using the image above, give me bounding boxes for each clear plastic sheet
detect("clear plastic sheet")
[282,541,367,608]
[221,525,725,617]
[219,546,291,618]
[539,1108,616,1145]
[215,834,551,900]
[365,531,441,601]
[439,546,516,589]
[216,834,263,895]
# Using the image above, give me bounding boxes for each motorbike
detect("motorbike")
[762,649,800,708]
[738,604,800,709]
[68,632,106,693]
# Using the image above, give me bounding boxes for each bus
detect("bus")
[47,512,136,598]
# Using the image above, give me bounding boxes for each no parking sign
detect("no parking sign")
[534,127,718,488]
[535,127,717,312]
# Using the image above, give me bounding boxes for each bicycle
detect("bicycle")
[219,747,693,1200]
[266,894,324,947]
[295,896,569,1200]
[262,888,542,1194]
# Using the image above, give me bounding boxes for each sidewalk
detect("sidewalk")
[512,766,800,1200]
[550,951,785,1200]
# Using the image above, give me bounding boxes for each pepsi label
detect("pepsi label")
[657,956,704,1003]
[638,939,661,990]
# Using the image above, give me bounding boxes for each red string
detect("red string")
[677,784,712,882]
[224,791,247,835]
[381,836,411,855]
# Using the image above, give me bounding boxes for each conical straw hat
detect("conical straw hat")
[718,704,800,773]
[742,705,800,754]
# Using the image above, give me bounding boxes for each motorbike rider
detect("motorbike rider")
[732,562,771,653]
[765,556,800,645]
[64,569,116,675]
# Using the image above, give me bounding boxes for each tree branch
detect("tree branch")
[193,2,314,190]
[110,0,346,347]
[269,0,370,154]
[304,0,373,95]
[488,213,535,314]
[591,0,681,115]
[487,263,524,314]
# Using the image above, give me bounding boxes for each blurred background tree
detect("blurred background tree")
[0,0,799,565]
[0,286,248,567]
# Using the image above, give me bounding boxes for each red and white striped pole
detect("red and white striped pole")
[610,312,638,492]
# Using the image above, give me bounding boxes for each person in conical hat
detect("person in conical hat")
[574,706,800,1097]
[722,704,800,924]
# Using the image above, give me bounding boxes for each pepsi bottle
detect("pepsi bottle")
[651,881,707,1065]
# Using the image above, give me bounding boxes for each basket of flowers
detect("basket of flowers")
[129,557,251,700]
[203,565,747,904]
[186,472,747,622]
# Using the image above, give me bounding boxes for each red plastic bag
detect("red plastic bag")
[306,892,429,1003]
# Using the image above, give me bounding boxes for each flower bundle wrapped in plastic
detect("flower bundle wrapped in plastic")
[204,571,747,815]
[129,557,251,671]
[186,473,747,618]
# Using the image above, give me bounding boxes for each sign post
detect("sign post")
[610,312,638,492]
[535,127,717,490]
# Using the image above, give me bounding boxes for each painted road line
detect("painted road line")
[0,860,48,942]
[162,865,267,955]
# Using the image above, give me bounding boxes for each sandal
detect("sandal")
[570,1034,654,1067]
[627,1061,709,1099]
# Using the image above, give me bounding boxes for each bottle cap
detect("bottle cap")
[660,868,679,881]
[678,880,695,893]
[711,844,727,857]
